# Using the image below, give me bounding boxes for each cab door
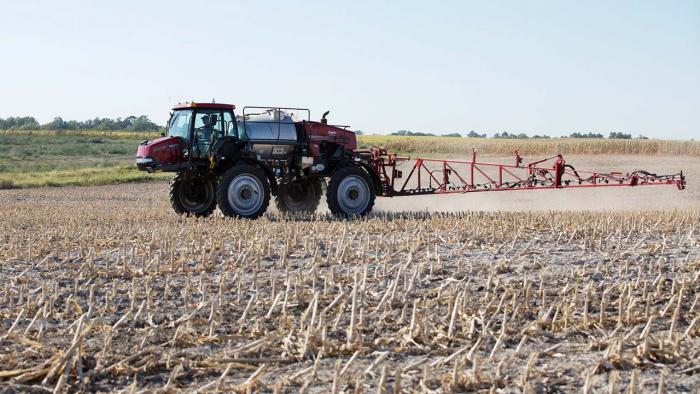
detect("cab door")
[192,110,224,158]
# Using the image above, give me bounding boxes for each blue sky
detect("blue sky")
[1,1,698,139]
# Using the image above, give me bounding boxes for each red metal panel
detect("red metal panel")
[303,121,357,156]
[172,102,236,110]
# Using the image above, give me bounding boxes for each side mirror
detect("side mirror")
[160,132,165,137]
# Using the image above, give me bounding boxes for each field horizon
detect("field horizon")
[1,129,698,190]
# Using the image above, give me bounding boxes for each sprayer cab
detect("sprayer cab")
[135,102,237,172]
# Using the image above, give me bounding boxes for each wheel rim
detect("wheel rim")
[179,179,213,213]
[337,175,370,214]
[282,182,315,211]
[227,174,264,216]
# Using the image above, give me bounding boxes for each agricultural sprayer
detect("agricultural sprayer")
[136,102,686,218]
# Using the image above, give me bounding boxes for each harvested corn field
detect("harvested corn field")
[1,183,699,393]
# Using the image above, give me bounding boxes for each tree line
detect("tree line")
[390,130,647,139]
[0,115,163,132]
[1,116,649,139]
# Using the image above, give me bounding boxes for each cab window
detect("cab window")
[193,110,222,157]
[168,110,192,138]
[223,111,236,137]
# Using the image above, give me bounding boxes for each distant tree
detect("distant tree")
[531,134,551,139]
[354,129,364,135]
[130,115,160,131]
[570,132,604,138]
[442,132,462,137]
[0,114,162,132]
[467,130,487,138]
[95,118,115,131]
[37,115,163,131]
[43,117,68,130]
[0,116,40,130]
[493,132,529,139]
[637,134,648,140]
[122,116,137,129]
[609,132,632,139]
[390,130,435,136]
[64,120,80,130]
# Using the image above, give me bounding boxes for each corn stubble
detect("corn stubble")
[0,187,699,392]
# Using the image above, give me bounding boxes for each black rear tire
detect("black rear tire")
[276,179,323,213]
[216,164,271,219]
[169,173,217,218]
[327,166,375,217]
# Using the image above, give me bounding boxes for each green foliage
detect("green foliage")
[493,131,529,139]
[570,132,604,138]
[609,132,632,139]
[391,130,436,137]
[0,116,40,130]
[0,132,170,188]
[0,166,170,189]
[391,130,466,137]
[0,115,163,132]
[467,130,487,138]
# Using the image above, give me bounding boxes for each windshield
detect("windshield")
[168,110,192,138]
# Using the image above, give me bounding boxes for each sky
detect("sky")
[0,1,698,139]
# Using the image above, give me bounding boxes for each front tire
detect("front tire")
[216,164,270,219]
[169,174,217,218]
[276,179,323,213]
[326,166,375,217]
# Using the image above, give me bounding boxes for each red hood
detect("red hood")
[136,136,185,169]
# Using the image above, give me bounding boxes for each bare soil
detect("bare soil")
[0,155,699,393]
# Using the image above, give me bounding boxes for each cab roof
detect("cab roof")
[172,102,235,110]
